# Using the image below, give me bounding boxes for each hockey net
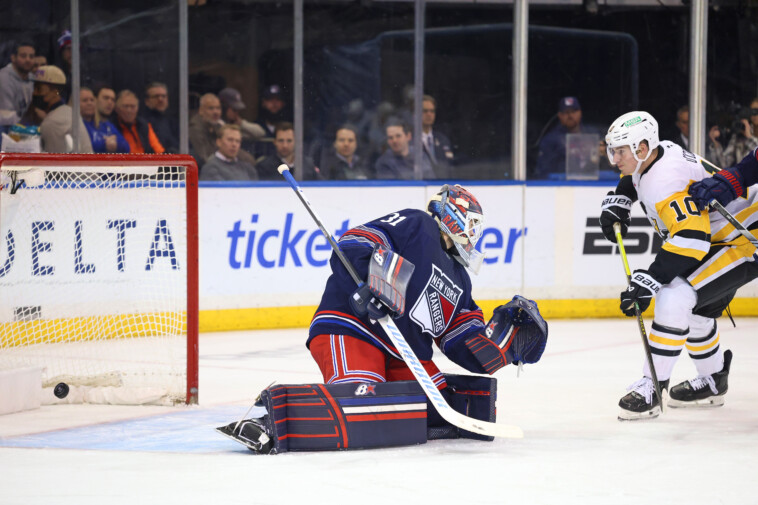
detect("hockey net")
[0,153,198,405]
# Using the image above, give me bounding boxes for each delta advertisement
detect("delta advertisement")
[0,187,186,323]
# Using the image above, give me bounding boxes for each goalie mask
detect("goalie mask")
[605,111,659,173]
[428,184,485,274]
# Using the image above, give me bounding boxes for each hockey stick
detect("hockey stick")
[709,200,758,249]
[614,222,665,413]
[278,165,523,439]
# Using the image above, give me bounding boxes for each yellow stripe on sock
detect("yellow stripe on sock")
[685,335,720,352]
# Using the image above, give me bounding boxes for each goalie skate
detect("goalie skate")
[669,350,731,409]
[618,377,669,421]
[216,417,273,454]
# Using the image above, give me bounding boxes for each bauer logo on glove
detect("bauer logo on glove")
[620,269,661,315]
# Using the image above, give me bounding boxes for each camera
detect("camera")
[727,103,758,138]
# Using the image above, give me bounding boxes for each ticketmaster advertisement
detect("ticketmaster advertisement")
[199,185,535,310]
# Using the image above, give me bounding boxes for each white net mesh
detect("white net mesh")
[0,162,191,405]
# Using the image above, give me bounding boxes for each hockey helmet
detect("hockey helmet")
[605,111,660,167]
[427,184,485,274]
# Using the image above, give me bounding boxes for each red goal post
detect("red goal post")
[0,153,198,405]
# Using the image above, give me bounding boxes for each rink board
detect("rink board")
[197,182,758,330]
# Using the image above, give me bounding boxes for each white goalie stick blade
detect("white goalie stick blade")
[377,316,524,439]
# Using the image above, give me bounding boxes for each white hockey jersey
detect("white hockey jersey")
[632,141,758,281]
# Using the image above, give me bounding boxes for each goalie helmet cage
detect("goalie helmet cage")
[0,153,199,405]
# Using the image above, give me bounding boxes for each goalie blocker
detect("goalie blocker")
[216,374,496,454]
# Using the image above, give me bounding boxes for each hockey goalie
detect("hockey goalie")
[217,184,548,453]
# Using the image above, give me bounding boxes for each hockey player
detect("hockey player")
[218,184,548,453]
[599,111,758,420]
[688,147,758,211]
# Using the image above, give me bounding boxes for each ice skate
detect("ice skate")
[618,377,668,421]
[216,417,273,454]
[669,349,732,408]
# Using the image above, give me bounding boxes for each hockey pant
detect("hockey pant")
[645,244,758,382]
[309,333,448,389]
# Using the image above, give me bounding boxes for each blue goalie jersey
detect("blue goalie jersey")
[307,209,485,365]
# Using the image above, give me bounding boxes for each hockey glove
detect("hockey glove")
[350,284,392,320]
[688,168,745,211]
[599,191,633,243]
[620,269,661,316]
[349,244,415,319]
[464,295,548,374]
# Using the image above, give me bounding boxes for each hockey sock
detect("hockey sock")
[644,320,688,382]
[686,317,723,377]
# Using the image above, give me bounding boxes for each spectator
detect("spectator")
[80,87,129,153]
[189,93,257,166]
[200,124,258,181]
[95,85,117,123]
[319,125,370,180]
[189,93,222,162]
[141,82,178,152]
[31,65,92,153]
[114,89,164,154]
[56,30,72,103]
[670,105,690,150]
[720,98,758,167]
[253,84,289,159]
[375,121,434,179]
[256,122,318,180]
[670,105,723,165]
[420,95,454,178]
[31,55,46,74]
[534,96,598,179]
[0,41,35,127]
[218,87,265,157]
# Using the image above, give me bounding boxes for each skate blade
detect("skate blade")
[668,395,725,409]
[617,405,661,421]
[215,424,265,452]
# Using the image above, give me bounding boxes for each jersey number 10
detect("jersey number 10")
[669,196,701,222]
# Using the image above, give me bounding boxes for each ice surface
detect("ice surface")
[1,318,757,505]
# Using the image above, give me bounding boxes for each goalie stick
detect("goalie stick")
[277,165,523,439]
[709,200,758,249]
[614,222,665,413]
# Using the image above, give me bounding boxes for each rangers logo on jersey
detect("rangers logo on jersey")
[410,265,463,335]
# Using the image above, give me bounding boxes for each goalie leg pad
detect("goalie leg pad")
[427,374,497,442]
[260,381,428,453]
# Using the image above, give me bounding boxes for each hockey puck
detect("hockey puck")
[53,382,69,399]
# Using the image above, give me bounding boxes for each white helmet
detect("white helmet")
[605,111,659,168]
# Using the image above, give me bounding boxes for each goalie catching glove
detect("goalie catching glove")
[464,295,548,375]
[350,243,415,320]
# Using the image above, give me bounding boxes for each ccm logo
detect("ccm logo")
[583,217,663,255]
